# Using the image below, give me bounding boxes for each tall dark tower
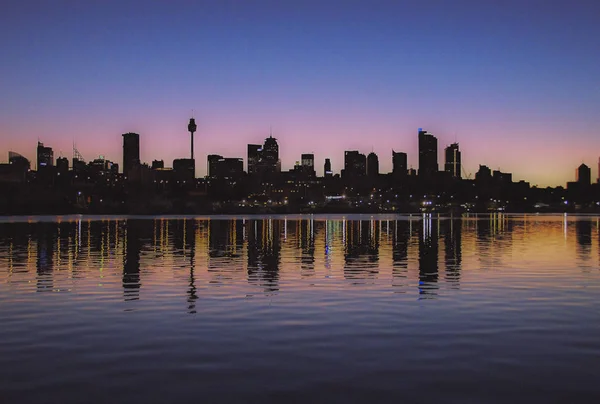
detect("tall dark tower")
[444,143,461,179]
[418,128,438,178]
[367,152,379,177]
[122,133,140,177]
[188,117,197,160]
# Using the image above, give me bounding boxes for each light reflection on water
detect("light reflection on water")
[1,214,600,403]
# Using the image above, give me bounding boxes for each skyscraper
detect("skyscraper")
[367,152,379,177]
[392,151,407,177]
[262,135,280,173]
[418,129,438,177]
[56,157,69,174]
[324,158,333,177]
[577,163,591,185]
[36,142,54,170]
[122,132,140,177]
[444,143,461,179]
[301,153,315,177]
[247,144,262,174]
[247,134,281,177]
[207,154,223,178]
[342,151,366,178]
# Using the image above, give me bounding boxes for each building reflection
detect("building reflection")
[418,214,438,297]
[123,220,142,301]
[441,217,462,288]
[208,219,244,285]
[391,219,410,290]
[575,219,592,265]
[343,219,379,284]
[247,219,281,293]
[36,223,55,292]
[299,218,316,277]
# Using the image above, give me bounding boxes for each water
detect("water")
[1,214,600,403]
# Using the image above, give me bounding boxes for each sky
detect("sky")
[1,0,599,187]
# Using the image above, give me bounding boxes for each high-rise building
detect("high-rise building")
[37,141,54,170]
[207,154,223,178]
[301,153,315,177]
[577,163,591,185]
[367,152,379,177]
[418,129,438,177]
[392,151,407,177]
[444,143,461,179]
[9,151,30,171]
[475,165,492,183]
[247,144,262,174]
[342,151,366,178]
[173,158,195,182]
[324,158,333,177]
[122,133,140,177]
[262,135,280,173]
[247,134,281,176]
[56,157,69,173]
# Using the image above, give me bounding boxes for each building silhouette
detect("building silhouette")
[367,152,379,177]
[418,129,438,177]
[122,133,140,177]
[151,160,164,170]
[577,163,591,185]
[262,135,280,173]
[37,142,54,170]
[247,135,281,177]
[392,151,407,177]
[56,157,69,174]
[324,158,333,177]
[342,151,366,178]
[301,153,315,177]
[444,143,461,179]
[207,155,243,179]
[173,158,195,182]
[247,144,261,174]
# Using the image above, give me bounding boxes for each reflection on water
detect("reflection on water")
[2,214,600,403]
[3,214,600,303]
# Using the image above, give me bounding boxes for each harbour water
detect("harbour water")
[1,214,600,403]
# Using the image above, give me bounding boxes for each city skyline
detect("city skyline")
[4,125,599,187]
[1,1,600,187]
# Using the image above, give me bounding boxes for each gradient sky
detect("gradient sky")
[1,0,599,187]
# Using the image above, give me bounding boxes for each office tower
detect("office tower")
[324,158,333,177]
[343,151,366,178]
[212,157,244,179]
[37,141,54,170]
[122,132,140,176]
[418,129,438,177]
[577,163,591,185]
[56,157,69,173]
[367,152,379,177]
[173,158,195,182]
[262,135,280,173]
[475,165,492,183]
[151,160,164,170]
[597,157,600,183]
[301,153,315,177]
[247,134,281,176]
[247,144,262,174]
[207,154,223,178]
[444,143,462,179]
[392,151,407,177]
[9,151,30,171]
